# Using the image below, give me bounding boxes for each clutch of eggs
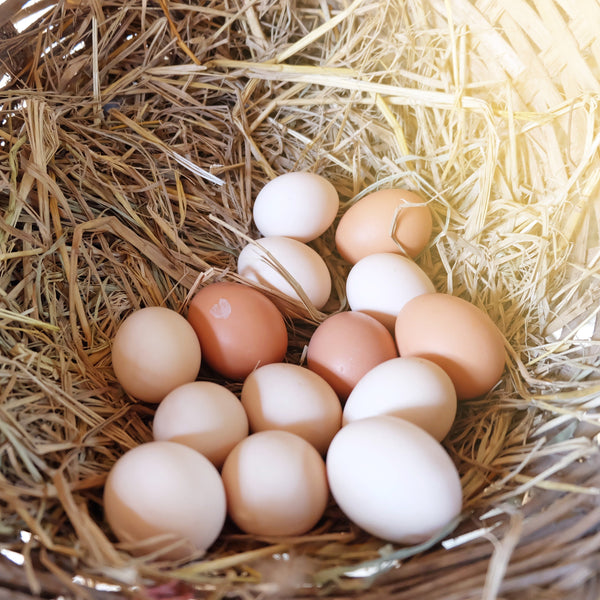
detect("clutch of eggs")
[105,172,510,559]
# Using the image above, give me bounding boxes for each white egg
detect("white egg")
[237,236,332,309]
[326,416,462,545]
[253,172,339,242]
[346,252,435,330]
[343,357,457,441]
[241,363,342,454]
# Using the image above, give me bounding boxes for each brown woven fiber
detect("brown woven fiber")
[0,0,599,598]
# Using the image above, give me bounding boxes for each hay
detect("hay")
[0,0,599,598]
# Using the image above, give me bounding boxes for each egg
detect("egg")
[343,357,457,441]
[241,363,342,454]
[152,381,249,468]
[335,188,432,264]
[237,236,332,309]
[306,311,398,400]
[221,431,329,536]
[187,281,288,380]
[395,293,506,400]
[253,172,340,242]
[326,416,462,545]
[111,307,202,404]
[346,252,436,330]
[103,441,226,559]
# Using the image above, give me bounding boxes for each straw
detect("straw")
[0,0,598,598]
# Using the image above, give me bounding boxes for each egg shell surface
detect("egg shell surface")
[187,281,288,380]
[326,416,462,544]
[103,441,226,559]
[335,188,432,264]
[237,236,332,309]
[306,311,398,400]
[111,306,201,404]
[343,357,457,441]
[221,430,329,536]
[253,172,340,242]
[241,363,342,454]
[346,252,436,330]
[395,293,506,400]
[153,381,249,468]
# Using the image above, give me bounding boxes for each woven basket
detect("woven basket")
[0,1,599,599]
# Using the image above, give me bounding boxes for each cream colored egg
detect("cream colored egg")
[343,357,457,441]
[326,416,462,545]
[152,381,249,468]
[111,307,202,403]
[346,253,435,330]
[221,431,329,536]
[103,441,226,559]
[241,363,342,454]
[253,172,339,242]
[237,236,332,309]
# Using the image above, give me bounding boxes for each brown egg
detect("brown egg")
[395,293,506,400]
[306,311,398,400]
[335,188,432,264]
[111,307,202,404]
[187,281,288,380]
[221,431,329,537]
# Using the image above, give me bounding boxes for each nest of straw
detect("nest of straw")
[0,0,599,598]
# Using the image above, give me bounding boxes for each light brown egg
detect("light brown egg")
[221,430,329,537]
[187,281,288,380]
[335,188,432,264]
[395,293,506,400]
[306,311,398,400]
[111,307,202,404]
[103,441,226,560]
